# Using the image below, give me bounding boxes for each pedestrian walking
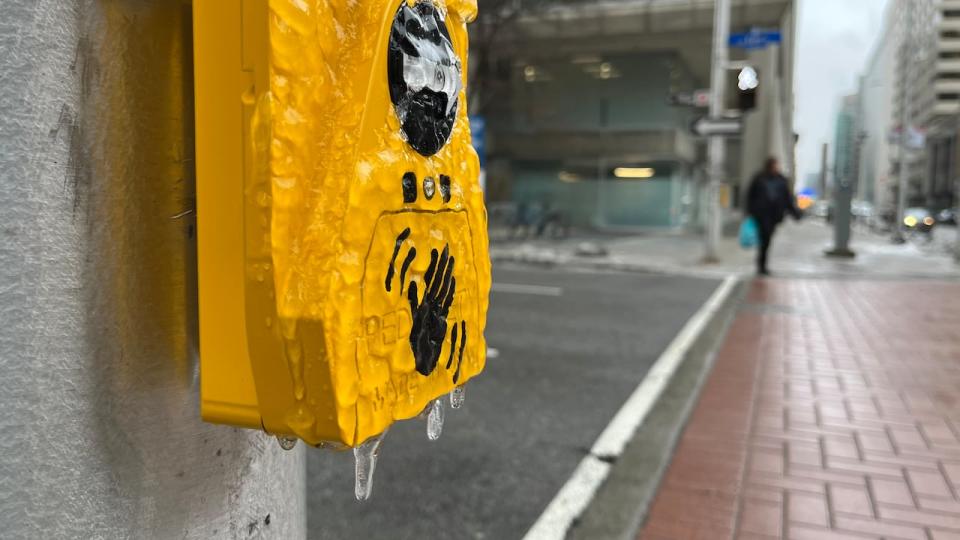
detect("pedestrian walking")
[746,157,802,275]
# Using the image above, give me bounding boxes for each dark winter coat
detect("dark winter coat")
[747,172,801,227]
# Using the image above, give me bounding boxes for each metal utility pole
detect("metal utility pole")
[0,3,304,537]
[894,0,913,243]
[955,102,960,263]
[956,175,960,262]
[955,160,960,262]
[826,131,861,258]
[819,143,829,200]
[704,0,731,262]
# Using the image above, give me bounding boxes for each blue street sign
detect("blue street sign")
[469,115,486,168]
[729,29,782,50]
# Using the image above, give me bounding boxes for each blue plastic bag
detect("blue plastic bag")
[739,217,759,248]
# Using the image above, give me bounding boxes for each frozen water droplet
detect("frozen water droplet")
[416,400,433,419]
[426,398,445,441]
[354,430,387,502]
[449,386,465,409]
[276,435,297,451]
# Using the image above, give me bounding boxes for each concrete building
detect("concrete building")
[928,0,960,209]
[834,94,861,191]
[859,0,960,215]
[474,0,796,230]
[856,27,897,211]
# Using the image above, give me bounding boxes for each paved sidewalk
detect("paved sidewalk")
[639,278,960,539]
[491,221,960,280]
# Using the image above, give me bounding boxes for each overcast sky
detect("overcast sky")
[794,0,890,189]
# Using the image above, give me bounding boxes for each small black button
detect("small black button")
[439,175,451,203]
[402,172,417,203]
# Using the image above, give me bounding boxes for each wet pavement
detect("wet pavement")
[491,221,960,281]
[306,265,719,540]
[640,278,960,540]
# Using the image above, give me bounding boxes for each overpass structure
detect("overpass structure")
[478,0,796,229]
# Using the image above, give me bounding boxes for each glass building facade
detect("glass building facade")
[485,52,701,229]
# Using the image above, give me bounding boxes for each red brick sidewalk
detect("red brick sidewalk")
[639,278,960,540]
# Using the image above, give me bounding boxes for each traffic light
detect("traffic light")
[726,66,759,112]
[193,0,490,448]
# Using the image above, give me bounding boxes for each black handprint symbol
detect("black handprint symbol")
[407,245,455,375]
[386,227,416,293]
[446,319,467,383]
[385,229,468,381]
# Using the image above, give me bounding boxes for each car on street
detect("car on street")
[902,207,936,237]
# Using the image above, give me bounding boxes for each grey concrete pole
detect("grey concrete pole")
[826,177,856,257]
[827,131,858,258]
[955,190,960,263]
[956,174,960,262]
[704,0,731,262]
[0,2,306,538]
[819,143,829,200]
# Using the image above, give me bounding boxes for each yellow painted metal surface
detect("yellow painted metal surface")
[195,0,489,447]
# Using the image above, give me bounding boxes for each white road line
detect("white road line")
[522,275,740,540]
[491,283,563,296]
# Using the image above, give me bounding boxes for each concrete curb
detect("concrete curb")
[520,276,748,540]
[565,276,748,540]
[492,251,960,282]
[491,251,742,280]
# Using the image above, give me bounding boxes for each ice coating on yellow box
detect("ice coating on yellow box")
[195,0,489,447]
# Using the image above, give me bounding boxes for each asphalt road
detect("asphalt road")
[306,264,720,540]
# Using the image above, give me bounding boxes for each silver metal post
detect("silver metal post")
[0,2,305,537]
[820,143,829,200]
[704,0,731,262]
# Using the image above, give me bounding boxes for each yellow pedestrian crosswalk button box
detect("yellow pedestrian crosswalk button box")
[194,0,489,448]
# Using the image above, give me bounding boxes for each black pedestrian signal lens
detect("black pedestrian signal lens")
[388,2,462,157]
